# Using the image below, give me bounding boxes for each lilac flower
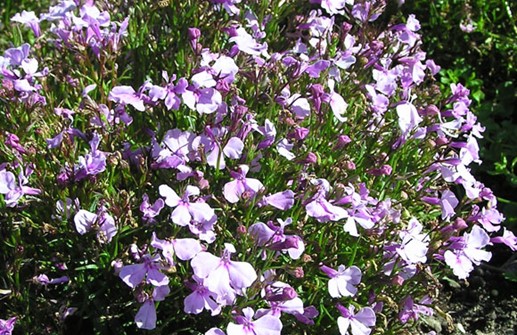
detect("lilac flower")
[135,300,156,330]
[46,132,64,149]
[293,305,319,325]
[210,0,241,15]
[184,275,222,315]
[337,304,376,335]
[74,208,117,243]
[276,138,296,160]
[5,133,26,155]
[199,134,244,170]
[151,232,202,266]
[182,75,222,114]
[73,133,106,181]
[11,11,41,36]
[206,328,226,335]
[305,60,331,78]
[305,179,348,222]
[53,198,76,221]
[249,218,305,259]
[399,296,433,324]
[440,190,459,220]
[259,190,295,210]
[3,43,30,66]
[0,168,41,207]
[119,254,169,288]
[227,307,282,335]
[365,85,389,114]
[191,244,257,304]
[260,281,301,313]
[223,165,264,203]
[444,225,492,279]
[147,73,187,110]
[395,218,430,265]
[211,55,239,84]
[159,184,215,226]
[310,0,351,16]
[33,274,69,286]
[140,194,164,224]
[151,128,196,170]
[460,19,476,33]
[328,81,349,122]
[109,86,145,111]
[491,228,517,251]
[396,102,422,137]
[229,27,268,57]
[321,264,362,298]
[470,206,504,232]
[0,317,16,335]
[253,119,276,149]
[91,104,133,127]
[134,285,170,330]
[39,1,76,21]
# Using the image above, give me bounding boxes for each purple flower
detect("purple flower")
[256,280,304,318]
[5,133,26,154]
[159,184,215,226]
[227,307,282,335]
[206,328,226,335]
[260,190,295,210]
[305,179,348,222]
[184,275,222,315]
[223,165,264,203]
[151,128,195,170]
[119,254,169,288]
[3,43,30,66]
[0,317,16,335]
[210,0,241,15]
[151,232,202,266]
[444,225,492,279]
[321,264,362,298]
[109,85,145,111]
[249,218,305,259]
[74,208,117,243]
[293,305,319,325]
[396,102,422,137]
[134,285,170,330]
[11,10,41,37]
[73,133,106,181]
[182,74,222,114]
[229,27,268,56]
[440,190,459,220]
[337,304,376,335]
[191,244,257,304]
[395,218,429,265]
[491,228,517,251]
[253,119,278,150]
[135,300,156,330]
[311,0,350,16]
[398,296,433,324]
[148,74,187,111]
[33,274,69,285]
[140,194,164,224]
[0,168,41,207]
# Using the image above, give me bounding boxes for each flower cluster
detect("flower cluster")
[0,0,514,334]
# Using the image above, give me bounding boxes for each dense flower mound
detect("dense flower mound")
[0,0,515,334]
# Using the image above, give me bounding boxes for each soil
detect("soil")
[419,247,517,335]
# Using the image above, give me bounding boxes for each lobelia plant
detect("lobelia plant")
[0,0,515,334]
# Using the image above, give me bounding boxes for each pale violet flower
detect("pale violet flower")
[320,264,362,298]
[337,304,376,335]
[227,307,282,335]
